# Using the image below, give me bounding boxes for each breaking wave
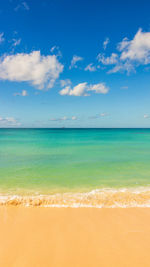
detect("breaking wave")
[1,187,150,207]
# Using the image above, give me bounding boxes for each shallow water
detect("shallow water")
[0,128,150,199]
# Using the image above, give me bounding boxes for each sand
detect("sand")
[0,207,150,267]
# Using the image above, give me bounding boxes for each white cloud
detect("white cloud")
[12,38,21,47]
[59,82,109,96]
[50,46,57,53]
[88,83,109,94]
[14,1,30,11]
[103,37,109,50]
[0,51,64,89]
[59,86,71,96]
[0,33,4,44]
[89,113,109,119]
[119,29,150,63]
[61,82,88,96]
[0,117,21,127]
[97,53,118,65]
[60,79,72,87]
[98,29,150,74]
[117,37,129,51]
[50,116,77,121]
[69,55,83,69]
[71,116,77,120]
[50,116,68,121]
[85,63,96,72]
[50,46,62,57]
[22,1,29,10]
[108,61,135,74]
[144,114,150,119]
[100,112,109,117]
[14,90,28,96]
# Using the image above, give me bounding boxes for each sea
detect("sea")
[1,128,150,207]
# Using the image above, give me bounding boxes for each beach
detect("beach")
[1,207,150,267]
[1,129,150,266]
[0,0,150,265]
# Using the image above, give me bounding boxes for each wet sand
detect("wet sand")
[0,207,150,267]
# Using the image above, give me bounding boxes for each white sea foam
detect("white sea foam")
[1,187,150,208]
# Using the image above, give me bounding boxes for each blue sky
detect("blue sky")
[0,0,150,127]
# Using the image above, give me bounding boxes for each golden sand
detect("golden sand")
[0,207,150,267]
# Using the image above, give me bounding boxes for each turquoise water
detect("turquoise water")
[0,128,150,195]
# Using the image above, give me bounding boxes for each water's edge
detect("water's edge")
[1,188,150,208]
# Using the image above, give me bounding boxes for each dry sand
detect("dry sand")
[0,207,150,267]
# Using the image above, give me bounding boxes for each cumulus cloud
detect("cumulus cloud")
[103,37,109,50]
[98,29,150,74]
[59,82,109,96]
[84,63,96,72]
[69,55,83,69]
[0,51,64,89]
[0,117,21,127]
[59,86,72,96]
[60,82,88,96]
[0,33,4,44]
[14,90,28,96]
[88,83,109,94]
[119,29,150,63]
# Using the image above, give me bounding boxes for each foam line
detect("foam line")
[1,187,150,207]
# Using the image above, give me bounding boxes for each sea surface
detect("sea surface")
[1,128,150,207]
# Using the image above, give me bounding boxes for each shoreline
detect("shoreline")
[1,187,150,207]
[1,207,150,266]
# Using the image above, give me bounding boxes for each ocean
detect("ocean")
[1,128,150,207]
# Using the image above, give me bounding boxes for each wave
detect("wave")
[1,187,150,207]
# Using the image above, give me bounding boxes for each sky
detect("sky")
[0,0,150,128]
